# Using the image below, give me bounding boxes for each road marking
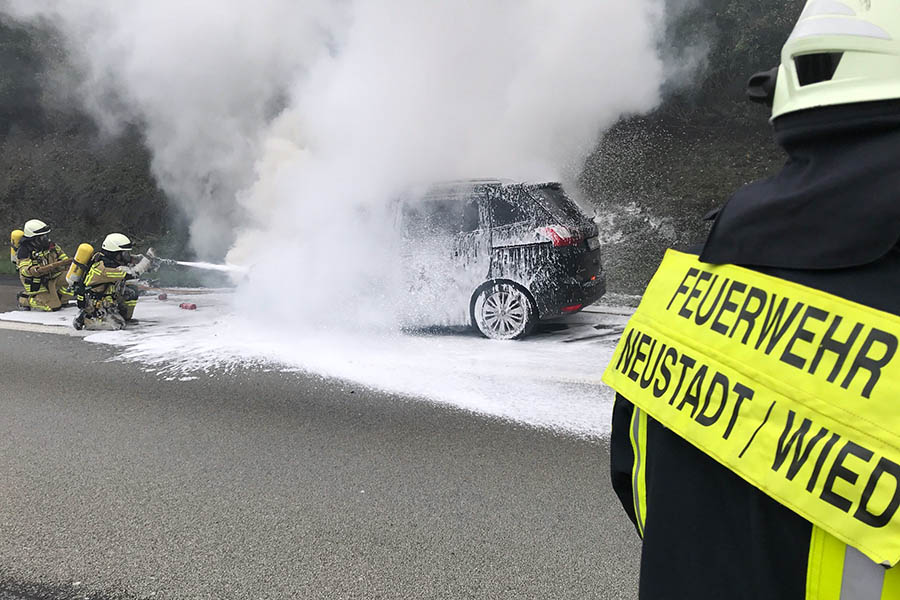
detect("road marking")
[0,320,90,337]
[583,306,637,316]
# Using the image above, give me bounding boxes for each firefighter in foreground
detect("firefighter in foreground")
[16,219,75,311]
[71,233,153,331]
[604,3,900,599]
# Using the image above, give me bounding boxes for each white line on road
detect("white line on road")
[0,320,90,337]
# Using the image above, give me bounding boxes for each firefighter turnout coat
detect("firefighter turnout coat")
[605,103,900,600]
[17,240,73,311]
[82,254,140,322]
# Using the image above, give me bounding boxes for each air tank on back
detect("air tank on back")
[10,229,23,266]
[66,243,95,286]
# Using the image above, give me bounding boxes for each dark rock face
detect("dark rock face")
[0,22,184,256]
[577,0,796,294]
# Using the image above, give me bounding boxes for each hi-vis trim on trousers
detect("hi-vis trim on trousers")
[629,407,648,537]
[602,250,900,566]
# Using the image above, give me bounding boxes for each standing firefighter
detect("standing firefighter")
[605,2,900,599]
[73,233,153,331]
[16,219,74,311]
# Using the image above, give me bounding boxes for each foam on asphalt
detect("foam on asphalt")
[0,281,633,438]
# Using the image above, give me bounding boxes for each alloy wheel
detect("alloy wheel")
[474,283,534,340]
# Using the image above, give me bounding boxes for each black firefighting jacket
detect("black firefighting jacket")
[610,100,900,600]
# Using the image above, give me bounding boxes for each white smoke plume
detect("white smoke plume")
[1,0,344,258]
[2,0,683,330]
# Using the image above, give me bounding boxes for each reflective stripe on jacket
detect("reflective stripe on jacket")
[807,527,900,599]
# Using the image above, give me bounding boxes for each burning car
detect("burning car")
[396,179,606,340]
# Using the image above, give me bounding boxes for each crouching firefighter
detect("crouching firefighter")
[16,219,74,311]
[72,233,153,331]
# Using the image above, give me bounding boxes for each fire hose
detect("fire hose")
[33,259,73,277]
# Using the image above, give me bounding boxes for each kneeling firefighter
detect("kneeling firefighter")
[16,219,74,311]
[72,233,153,331]
[605,2,900,599]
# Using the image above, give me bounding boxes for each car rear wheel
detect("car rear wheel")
[473,282,536,340]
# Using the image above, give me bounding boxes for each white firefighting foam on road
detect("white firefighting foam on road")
[0,296,632,438]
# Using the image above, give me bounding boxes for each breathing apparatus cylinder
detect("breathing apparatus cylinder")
[10,229,23,265]
[66,243,95,286]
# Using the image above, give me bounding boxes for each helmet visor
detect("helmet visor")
[795,52,844,86]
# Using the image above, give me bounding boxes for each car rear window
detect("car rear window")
[528,186,591,226]
[490,189,541,226]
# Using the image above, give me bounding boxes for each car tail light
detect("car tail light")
[537,225,582,247]
[562,304,584,313]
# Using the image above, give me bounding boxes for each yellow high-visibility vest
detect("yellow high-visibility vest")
[603,250,900,567]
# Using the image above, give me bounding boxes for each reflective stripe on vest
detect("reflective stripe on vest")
[602,250,900,566]
[630,407,649,537]
[806,526,900,599]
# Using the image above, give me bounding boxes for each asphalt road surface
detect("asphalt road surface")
[0,276,641,599]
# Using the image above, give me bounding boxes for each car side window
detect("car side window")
[402,196,480,235]
[461,198,480,232]
[490,189,536,226]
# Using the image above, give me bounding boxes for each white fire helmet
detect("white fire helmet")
[22,219,51,238]
[102,233,134,252]
[772,0,900,119]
